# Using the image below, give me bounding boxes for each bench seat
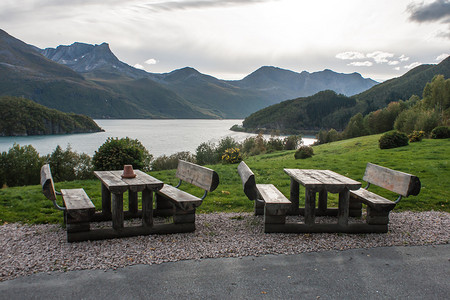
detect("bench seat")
[350,188,396,211]
[157,184,203,211]
[256,184,291,212]
[61,188,96,223]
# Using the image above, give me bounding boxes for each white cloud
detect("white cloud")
[394,67,401,71]
[367,51,394,63]
[399,54,410,62]
[348,61,373,67]
[436,53,449,61]
[336,51,365,60]
[388,60,400,65]
[134,63,145,69]
[404,62,421,69]
[145,58,157,65]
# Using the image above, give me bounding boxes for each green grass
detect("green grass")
[0,134,448,225]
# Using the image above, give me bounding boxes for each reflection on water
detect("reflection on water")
[0,119,315,157]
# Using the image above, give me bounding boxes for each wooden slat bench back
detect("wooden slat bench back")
[363,163,421,197]
[175,160,220,192]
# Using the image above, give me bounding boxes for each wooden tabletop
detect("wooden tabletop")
[284,169,361,193]
[94,170,164,193]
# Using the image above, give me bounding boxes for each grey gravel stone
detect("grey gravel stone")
[0,211,448,282]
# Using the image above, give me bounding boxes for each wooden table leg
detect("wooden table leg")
[112,193,124,229]
[101,183,111,219]
[318,190,327,214]
[338,189,350,226]
[142,188,153,227]
[288,178,300,215]
[305,189,316,225]
[128,190,138,215]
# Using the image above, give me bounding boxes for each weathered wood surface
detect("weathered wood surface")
[350,188,396,211]
[256,184,291,205]
[67,223,196,242]
[284,169,361,193]
[61,188,95,223]
[237,161,259,200]
[157,184,203,211]
[40,164,57,201]
[363,163,421,197]
[94,170,163,194]
[176,160,219,192]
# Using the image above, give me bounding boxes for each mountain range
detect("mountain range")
[0,29,378,119]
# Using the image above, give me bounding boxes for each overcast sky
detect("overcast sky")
[1,0,449,81]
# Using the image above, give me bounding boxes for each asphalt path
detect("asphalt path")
[0,244,449,299]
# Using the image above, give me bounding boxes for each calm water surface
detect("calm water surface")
[0,119,315,157]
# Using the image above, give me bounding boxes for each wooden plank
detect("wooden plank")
[67,223,196,242]
[40,164,57,201]
[337,189,350,226]
[61,189,95,211]
[94,171,129,193]
[101,183,112,218]
[256,184,290,205]
[142,188,153,227]
[128,190,138,214]
[288,178,300,215]
[363,163,421,197]
[237,161,259,200]
[112,193,124,229]
[157,184,203,211]
[350,188,396,211]
[304,189,316,225]
[284,169,361,193]
[318,190,327,213]
[176,160,219,192]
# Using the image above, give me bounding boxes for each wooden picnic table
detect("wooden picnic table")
[94,170,163,229]
[282,169,362,232]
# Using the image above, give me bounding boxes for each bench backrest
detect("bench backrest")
[237,161,258,200]
[40,164,57,201]
[176,160,219,192]
[363,163,421,197]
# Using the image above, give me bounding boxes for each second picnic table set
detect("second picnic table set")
[41,159,420,242]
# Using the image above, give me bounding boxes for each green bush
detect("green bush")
[294,146,314,159]
[92,137,152,171]
[0,144,45,187]
[431,126,450,139]
[152,151,196,171]
[379,131,409,149]
[408,131,425,142]
[196,142,218,165]
[267,137,284,152]
[283,135,301,150]
[47,145,94,181]
[221,148,242,164]
[216,137,240,161]
[241,134,267,156]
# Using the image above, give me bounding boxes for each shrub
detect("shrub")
[408,130,425,142]
[92,137,152,171]
[241,133,267,156]
[216,137,239,161]
[152,151,196,171]
[0,144,44,187]
[47,145,94,181]
[431,126,450,139]
[221,148,242,164]
[267,137,284,152]
[196,142,218,165]
[283,135,301,150]
[379,131,409,149]
[294,146,314,159]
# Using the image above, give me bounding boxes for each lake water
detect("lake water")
[0,119,315,157]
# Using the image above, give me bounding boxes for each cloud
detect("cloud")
[404,62,421,69]
[367,51,394,63]
[145,58,157,65]
[141,0,281,12]
[394,67,401,71]
[388,61,400,65]
[399,54,410,62]
[335,51,365,60]
[348,61,373,67]
[134,64,145,69]
[436,53,449,61]
[407,0,450,23]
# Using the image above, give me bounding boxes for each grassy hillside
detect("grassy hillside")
[0,135,448,224]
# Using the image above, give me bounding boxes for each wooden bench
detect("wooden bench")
[40,164,95,235]
[155,160,219,226]
[237,161,291,231]
[350,163,421,228]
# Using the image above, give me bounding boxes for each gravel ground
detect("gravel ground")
[1,211,449,282]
